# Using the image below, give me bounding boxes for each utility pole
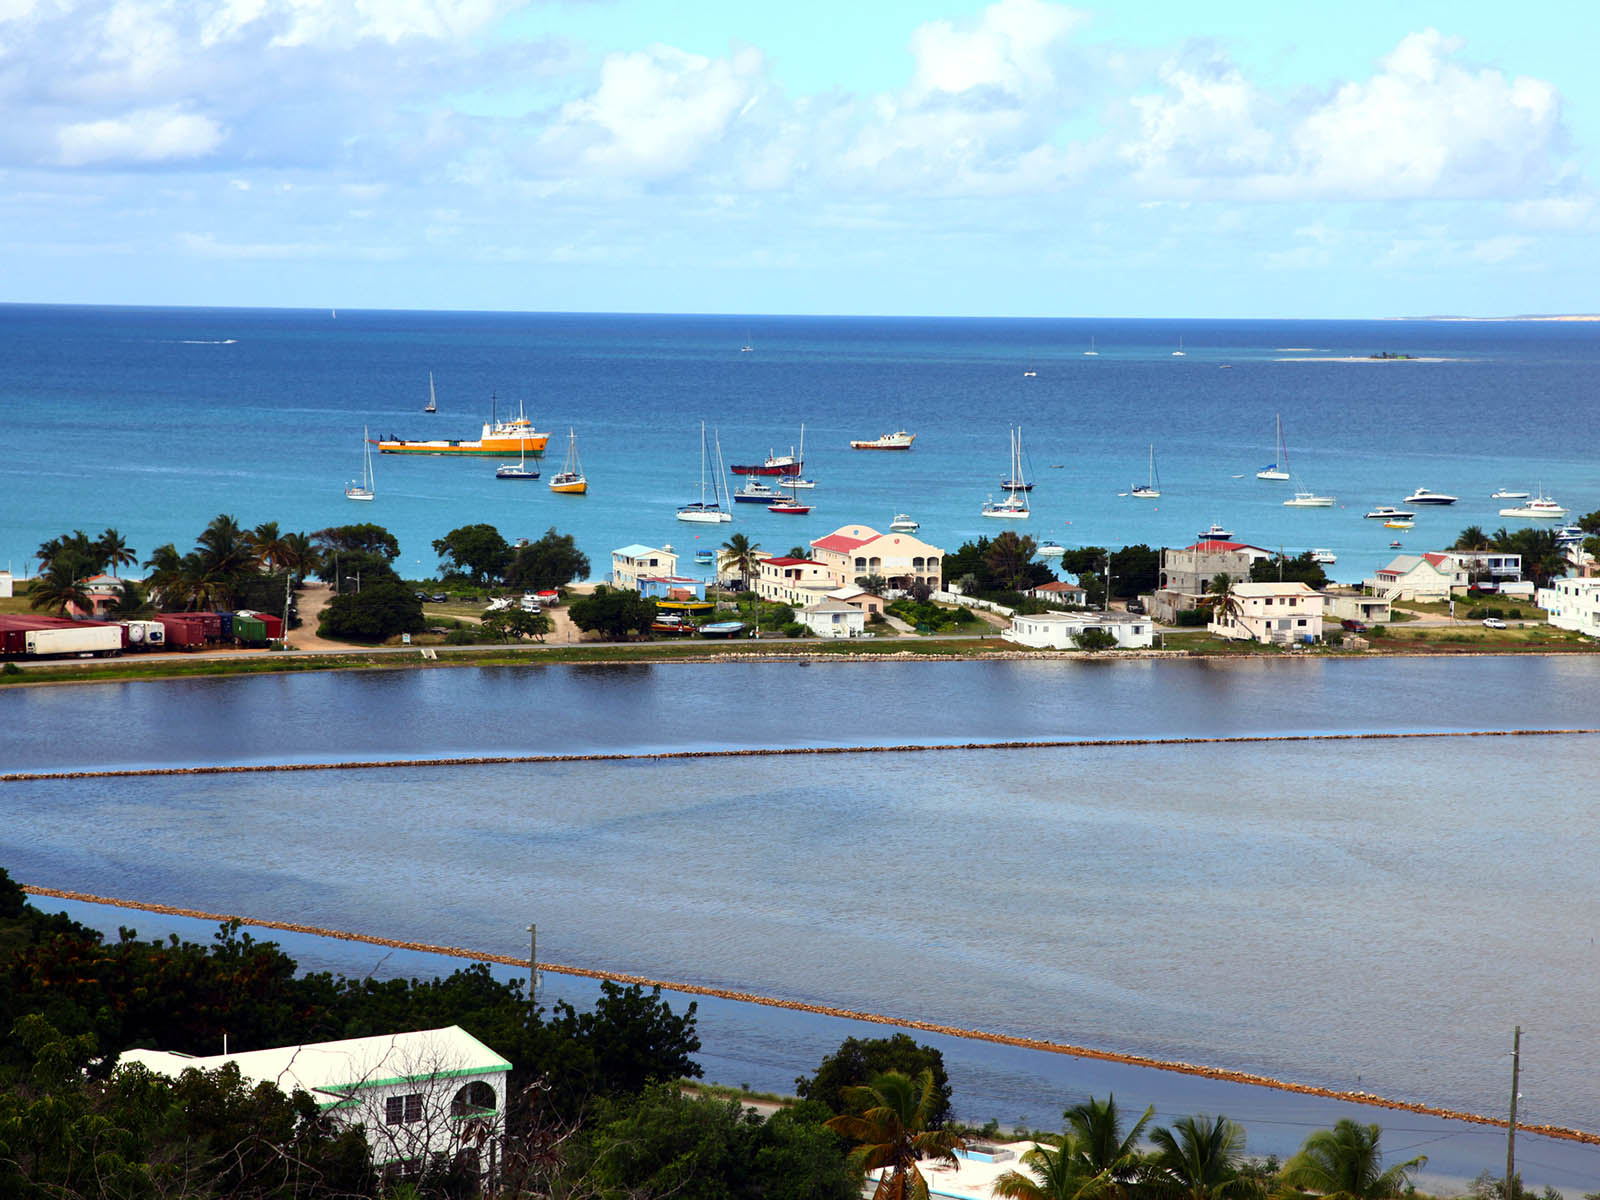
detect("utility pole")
[1103,555,1112,613]
[1505,1025,1521,1200]
[525,923,539,1003]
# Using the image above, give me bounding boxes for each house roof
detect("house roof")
[1185,540,1273,555]
[613,543,668,560]
[1030,580,1085,594]
[1232,581,1320,597]
[811,532,874,553]
[119,1026,510,1105]
[1380,554,1449,576]
[761,556,822,567]
[803,599,862,614]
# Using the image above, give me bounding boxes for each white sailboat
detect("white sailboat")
[1084,336,1098,356]
[345,428,375,501]
[496,438,539,479]
[1172,336,1186,357]
[982,427,1031,518]
[678,421,733,522]
[1130,444,1161,497]
[1257,414,1291,480]
[424,372,437,413]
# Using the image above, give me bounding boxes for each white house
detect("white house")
[1002,611,1154,650]
[611,544,678,591]
[1024,579,1088,607]
[1440,550,1522,584]
[798,598,867,638]
[0,571,12,599]
[120,1026,511,1175]
[1209,581,1325,644]
[1538,578,1600,637]
[754,556,838,608]
[1363,553,1456,602]
[1322,590,1392,627]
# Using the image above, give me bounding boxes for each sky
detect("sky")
[1,0,1597,318]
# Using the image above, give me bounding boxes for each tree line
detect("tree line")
[3,874,1553,1199]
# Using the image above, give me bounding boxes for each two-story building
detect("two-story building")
[120,1026,511,1177]
[1150,540,1273,623]
[1362,553,1456,601]
[754,557,838,608]
[1209,581,1325,644]
[808,526,943,593]
[611,544,679,592]
[1538,577,1600,637]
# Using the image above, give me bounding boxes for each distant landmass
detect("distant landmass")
[1399,313,1600,321]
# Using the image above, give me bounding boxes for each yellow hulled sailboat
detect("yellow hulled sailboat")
[548,428,587,494]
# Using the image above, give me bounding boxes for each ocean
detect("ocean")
[2,305,1597,580]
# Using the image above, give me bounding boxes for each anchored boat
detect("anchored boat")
[378,394,548,457]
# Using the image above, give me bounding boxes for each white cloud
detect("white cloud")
[57,105,224,165]
[907,0,1084,102]
[1294,29,1561,199]
[541,43,767,179]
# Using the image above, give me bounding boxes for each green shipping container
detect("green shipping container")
[233,615,268,643]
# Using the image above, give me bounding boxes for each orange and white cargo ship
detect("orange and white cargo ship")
[377,396,549,457]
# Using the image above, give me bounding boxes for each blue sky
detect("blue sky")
[2,0,1596,317]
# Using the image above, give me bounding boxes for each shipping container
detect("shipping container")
[155,614,206,650]
[193,612,223,641]
[216,611,235,638]
[255,613,283,639]
[24,625,123,656]
[118,619,167,650]
[232,615,267,644]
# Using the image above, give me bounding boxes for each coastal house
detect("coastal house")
[1002,611,1154,650]
[798,598,867,638]
[1209,581,1324,644]
[754,557,837,608]
[1024,579,1088,607]
[1150,541,1274,623]
[611,544,679,592]
[1363,554,1456,601]
[1538,578,1600,636]
[1322,590,1392,627]
[808,526,944,593]
[1440,551,1523,586]
[119,1026,511,1177]
[826,585,884,616]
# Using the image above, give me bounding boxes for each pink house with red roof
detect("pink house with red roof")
[754,557,838,607]
[807,525,944,593]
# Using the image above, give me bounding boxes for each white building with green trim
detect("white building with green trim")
[119,1025,511,1176]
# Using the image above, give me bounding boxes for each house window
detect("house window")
[386,1094,424,1125]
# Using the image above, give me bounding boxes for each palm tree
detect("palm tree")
[1451,525,1490,552]
[96,528,137,578]
[1279,1119,1425,1200]
[826,1069,966,1200]
[103,579,154,619]
[1064,1094,1151,1195]
[194,514,255,608]
[142,543,187,610]
[247,521,289,572]
[28,561,92,617]
[1205,573,1243,629]
[993,1137,1096,1200]
[719,532,762,588]
[1145,1114,1255,1200]
[277,531,318,583]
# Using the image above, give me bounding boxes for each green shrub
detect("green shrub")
[1175,608,1207,627]
[781,623,804,638]
[1074,627,1118,652]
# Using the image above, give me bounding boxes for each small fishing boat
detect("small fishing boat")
[1491,488,1530,500]
[1037,541,1065,557]
[851,430,915,450]
[1383,519,1414,530]
[1284,485,1334,508]
[890,514,919,532]
[1311,549,1337,564]
[345,427,375,501]
[1197,522,1234,542]
[699,621,746,638]
[733,479,787,503]
[1390,539,1403,549]
[695,549,716,565]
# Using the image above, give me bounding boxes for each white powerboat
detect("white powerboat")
[1311,549,1337,564]
[1365,506,1416,520]
[1404,487,1458,506]
[889,514,919,532]
[1491,489,1530,500]
[1197,522,1234,542]
[1500,496,1567,519]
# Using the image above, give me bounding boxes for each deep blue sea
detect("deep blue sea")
[3,305,1598,580]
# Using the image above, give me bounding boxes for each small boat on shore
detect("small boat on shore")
[699,621,746,638]
[851,430,915,450]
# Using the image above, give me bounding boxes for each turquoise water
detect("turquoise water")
[3,305,1597,582]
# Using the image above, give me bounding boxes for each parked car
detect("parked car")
[431,593,449,603]
[1125,599,1146,614]
[1341,618,1368,632]
[1482,617,1507,629]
